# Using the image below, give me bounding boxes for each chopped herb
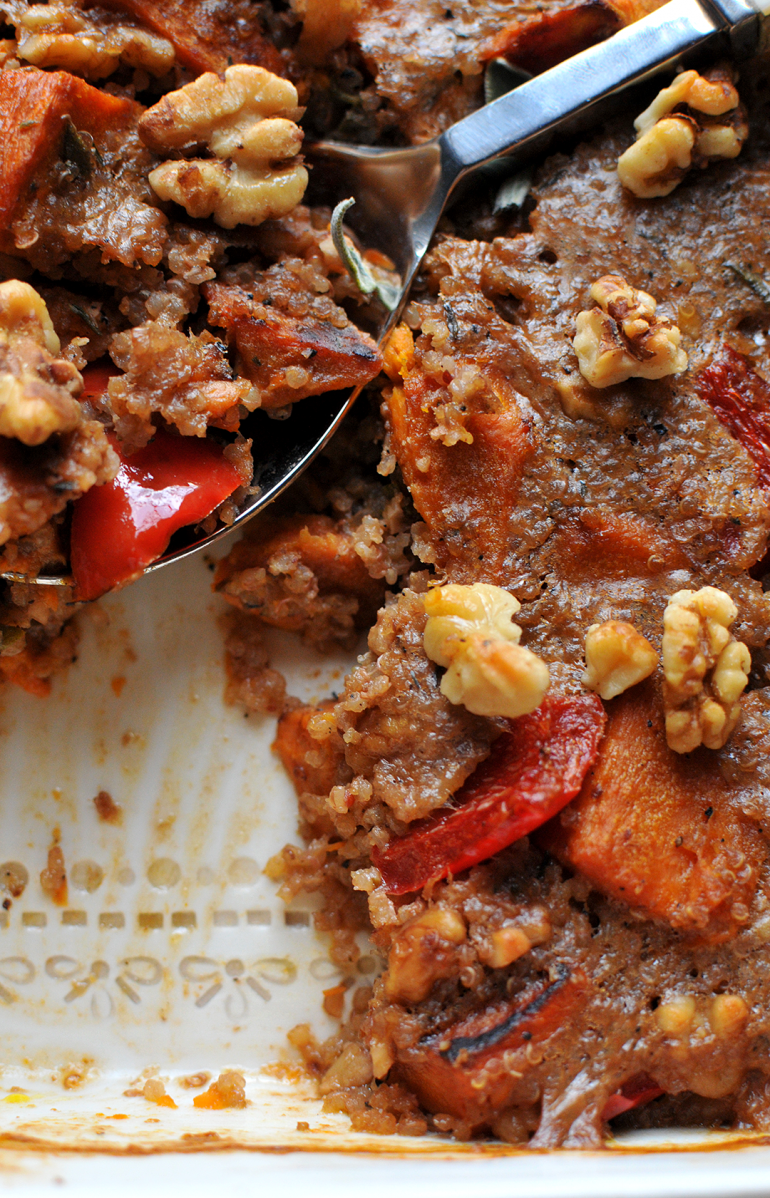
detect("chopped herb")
[724,261,770,305]
[69,303,101,334]
[443,302,460,340]
[484,57,531,105]
[493,166,533,214]
[482,60,534,213]
[330,197,400,311]
[61,116,92,179]
[19,120,38,129]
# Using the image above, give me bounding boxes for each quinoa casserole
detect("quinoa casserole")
[3,0,770,1153]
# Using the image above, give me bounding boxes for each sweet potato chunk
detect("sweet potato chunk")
[548,509,688,582]
[275,700,346,797]
[0,69,133,233]
[542,682,764,942]
[396,964,587,1127]
[205,282,382,410]
[383,325,533,583]
[95,0,282,75]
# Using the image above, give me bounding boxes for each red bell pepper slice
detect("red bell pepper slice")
[70,425,243,601]
[695,345,770,489]
[601,1074,664,1122]
[372,692,606,895]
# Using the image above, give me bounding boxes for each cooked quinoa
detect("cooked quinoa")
[6,0,770,1150]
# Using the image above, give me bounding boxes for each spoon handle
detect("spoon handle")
[440,0,760,181]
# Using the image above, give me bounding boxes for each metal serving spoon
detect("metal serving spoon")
[13,0,769,589]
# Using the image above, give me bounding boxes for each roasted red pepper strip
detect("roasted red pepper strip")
[480,2,620,75]
[70,425,242,601]
[695,345,770,488]
[601,1074,664,1122]
[373,693,606,895]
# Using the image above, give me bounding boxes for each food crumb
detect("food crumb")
[178,1072,211,1089]
[322,981,351,1019]
[142,1078,177,1108]
[193,1070,247,1109]
[59,1061,91,1090]
[94,790,123,824]
[111,675,126,696]
[41,835,67,905]
[296,1120,310,1131]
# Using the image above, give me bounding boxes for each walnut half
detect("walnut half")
[15,4,174,79]
[582,620,658,700]
[0,280,83,446]
[423,582,549,719]
[662,586,751,753]
[617,66,748,199]
[573,274,688,389]
[139,65,308,229]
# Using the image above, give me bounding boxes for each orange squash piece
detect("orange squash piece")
[480,0,667,75]
[547,508,688,582]
[274,701,345,798]
[205,282,382,410]
[397,964,588,1126]
[541,682,764,942]
[0,70,134,235]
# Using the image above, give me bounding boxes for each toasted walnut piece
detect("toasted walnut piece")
[582,620,659,700]
[0,38,18,66]
[0,280,83,446]
[16,5,174,79]
[423,582,549,719]
[662,586,751,753]
[709,994,748,1039]
[573,274,688,388]
[617,114,696,199]
[384,908,467,1004]
[482,925,532,969]
[618,66,747,198]
[0,279,59,354]
[655,996,696,1036]
[695,124,744,159]
[291,0,362,62]
[140,65,308,229]
[634,68,740,135]
[319,1043,373,1094]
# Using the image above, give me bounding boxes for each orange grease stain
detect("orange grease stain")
[111,675,127,696]
[193,1088,226,1110]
